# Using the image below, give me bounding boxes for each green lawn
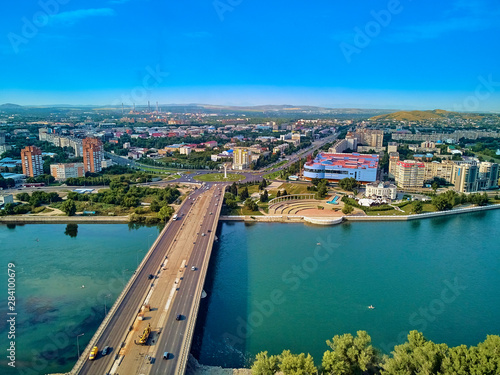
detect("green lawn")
[194,173,245,182]
[264,160,288,171]
[269,182,313,195]
[264,171,282,179]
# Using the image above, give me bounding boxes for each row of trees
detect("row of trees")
[251,330,500,375]
[62,184,181,210]
[432,190,489,211]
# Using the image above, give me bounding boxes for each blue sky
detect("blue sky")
[1,0,500,111]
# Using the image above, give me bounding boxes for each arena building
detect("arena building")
[303,153,379,183]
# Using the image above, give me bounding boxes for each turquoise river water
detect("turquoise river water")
[0,223,160,374]
[192,210,500,367]
[1,210,499,374]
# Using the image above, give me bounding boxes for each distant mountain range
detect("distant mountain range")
[0,103,24,109]
[369,109,485,121]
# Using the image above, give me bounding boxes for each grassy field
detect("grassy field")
[264,160,288,171]
[263,170,282,179]
[194,173,245,182]
[269,182,312,195]
[226,206,264,216]
[365,202,438,216]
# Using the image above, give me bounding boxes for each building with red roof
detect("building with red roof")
[303,152,379,183]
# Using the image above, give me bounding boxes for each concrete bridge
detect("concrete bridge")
[72,184,224,375]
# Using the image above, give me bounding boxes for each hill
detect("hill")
[370,109,482,122]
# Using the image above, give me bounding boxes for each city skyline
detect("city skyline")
[2,0,500,111]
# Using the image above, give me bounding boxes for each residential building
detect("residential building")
[453,163,479,193]
[387,142,398,153]
[50,163,85,181]
[232,147,252,170]
[21,146,43,177]
[0,194,14,205]
[82,137,104,173]
[365,181,397,200]
[303,153,379,183]
[423,160,455,183]
[394,160,425,188]
[273,143,289,154]
[179,146,192,155]
[388,152,400,179]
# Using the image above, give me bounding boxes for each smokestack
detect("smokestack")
[133,103,135,113]
[148,101,151,113]
[122,103,124,115]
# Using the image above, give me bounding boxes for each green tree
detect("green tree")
[432,195,452,211]
[239,186,249,200]
[412,200,423,214]
[342,204,353,215]
[244,198,258,211]
[251,351,278,375]
[381,331,448,375]
[230,182,238,196]
[260,190,269,202]
[61,199,77,216]
[322,331,378,375]
[16,192,30,202]
[157,205,174,222]
[338,177,359,192]
[150,199,161,212]
[278,350,317,375]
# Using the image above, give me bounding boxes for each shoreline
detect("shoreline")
[220,203,500,224]
[2,204,499,225]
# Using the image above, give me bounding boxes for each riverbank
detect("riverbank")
[187,355,251,375]
[0,215,130,223]
[220,203,500,224]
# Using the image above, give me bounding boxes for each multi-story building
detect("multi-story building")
[50,163,85,181]
[21,146,43,177]
[392,154,499,192]
[387,142,398,153]
[303,153,379,183]
[423,160,455,183]
[82,137,104,173]
[354,129,383,148]
[388,152,400,179]
[232,147,252,170]
[478,162,500,190]
[273,143,289,154]
[179,146,192,155]
[394,160,425,188]
[328,136,358,153]
[453,163,479,193]
[365,181,397,200]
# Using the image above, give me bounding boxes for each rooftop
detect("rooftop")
[306,153,379,169]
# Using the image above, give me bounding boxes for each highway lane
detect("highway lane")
[76,187,206,375]
[150,185,224,374]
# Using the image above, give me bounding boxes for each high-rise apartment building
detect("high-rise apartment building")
[50,163,85,181]
[21,146,43,177]
[395,160,425,188]
[232,147,252,170]
[82,137,104,173]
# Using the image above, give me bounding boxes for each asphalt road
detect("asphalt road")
[145,185,223,374]
[76,186,207,375]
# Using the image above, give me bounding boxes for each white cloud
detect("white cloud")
[49,8,116,26]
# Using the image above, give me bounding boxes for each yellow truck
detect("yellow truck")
[89,346,98,360]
